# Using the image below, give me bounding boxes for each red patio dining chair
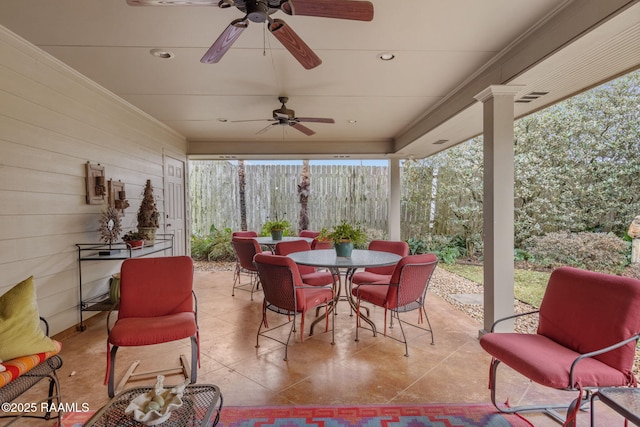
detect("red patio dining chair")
[299,230,320,238]
[351,240,409,285]
[232,231,258,238]
[274,240,336,287]
[479,267,640,426]
[253,253,334,360]
[353,253,438,356]
[231,236,267,300]
[104,256,198,397]
[311,239,332,250]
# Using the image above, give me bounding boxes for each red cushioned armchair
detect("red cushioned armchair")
[231,236,266,300]
[353,253,438,356]
[351,240,409,285]
[254,253,334,361]
[479,267,640,426]
[274,239,336,287]
[105,256,198,397]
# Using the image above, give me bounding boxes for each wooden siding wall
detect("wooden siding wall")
[190,162,389,235]
[0,25,187,335]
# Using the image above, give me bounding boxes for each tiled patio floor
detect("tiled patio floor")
[15,267,629,425]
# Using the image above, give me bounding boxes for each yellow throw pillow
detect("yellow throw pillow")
[0,276,58,360]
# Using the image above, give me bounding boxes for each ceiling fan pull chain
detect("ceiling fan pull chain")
[263,22,267,56]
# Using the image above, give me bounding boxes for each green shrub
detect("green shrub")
[526,231,628,273]
[406,234,462,264]
[191,225,235,261]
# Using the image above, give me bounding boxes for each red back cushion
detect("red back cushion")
[118,256,194,319]
[366,240,409,275]
[274,240,315,275]
[537,267,640,373]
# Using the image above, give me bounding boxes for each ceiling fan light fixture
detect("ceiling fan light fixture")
[150,48,175,59]
[378,52,395,61]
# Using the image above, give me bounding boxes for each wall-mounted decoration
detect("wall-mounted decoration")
[99,206,122,255]
[108,180,130,214]
[85,162,106,205]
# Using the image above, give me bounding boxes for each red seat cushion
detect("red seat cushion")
[353,284,390,307]
[351,271,391,285]
[480,333,630,389]
[301,271,335,287]
[296,286,332,312]
[108,312,197,347]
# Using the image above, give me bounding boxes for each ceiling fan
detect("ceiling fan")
[232,96,335,136]
[126,0,374,69]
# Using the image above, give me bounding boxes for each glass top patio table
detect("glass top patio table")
[255,236,313,250]
[287,248,401,270]
[287,249,402,335]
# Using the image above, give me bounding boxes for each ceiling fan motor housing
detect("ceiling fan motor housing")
[243,0,271,22]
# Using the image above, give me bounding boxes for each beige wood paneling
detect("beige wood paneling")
[0,25,187,335]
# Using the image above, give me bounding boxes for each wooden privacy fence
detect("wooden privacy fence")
[189,161,436,238]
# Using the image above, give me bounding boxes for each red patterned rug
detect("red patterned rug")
[217,404,534,427]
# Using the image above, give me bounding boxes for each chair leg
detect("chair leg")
[108,345,119,398]
[421,306,435,345]
[190,335,198,384]
[394,311,410,357]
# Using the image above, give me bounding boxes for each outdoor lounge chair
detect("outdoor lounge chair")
[479,266,640,426]
[104,256,199,397]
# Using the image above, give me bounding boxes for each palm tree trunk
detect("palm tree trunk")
[298,160,310,232]
[238,160,248,231]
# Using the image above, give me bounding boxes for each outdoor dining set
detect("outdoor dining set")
[230,230,439,360]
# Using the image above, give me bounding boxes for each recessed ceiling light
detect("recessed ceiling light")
[378,52,395,61]
[347,120,358,124]
[217,118,228,122]
[150,49,175,59]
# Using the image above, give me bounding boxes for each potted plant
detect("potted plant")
[261,217,291,241]
[319,220,367,257]
[122,230,146,249]
[137,179,159,244]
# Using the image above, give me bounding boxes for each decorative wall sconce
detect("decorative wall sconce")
[85,162,106,205]
[108,180,130,214]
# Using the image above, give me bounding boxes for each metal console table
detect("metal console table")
[75,234,173,331]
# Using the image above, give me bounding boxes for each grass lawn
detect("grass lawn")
[439,263,550,307]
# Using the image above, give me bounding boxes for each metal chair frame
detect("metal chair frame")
[0,318,63,425]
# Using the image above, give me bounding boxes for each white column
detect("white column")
[474,85,521,334]
[388,158,401,241]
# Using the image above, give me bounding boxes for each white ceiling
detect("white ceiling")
[1,0,639,160]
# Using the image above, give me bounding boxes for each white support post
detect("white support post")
[474,85,522,335]
[388,158,401,241]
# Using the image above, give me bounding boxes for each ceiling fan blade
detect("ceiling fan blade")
[281,0,373,21]
[230,119,275,123]
[127,0,218,5]
[200,18,248,64]
[291,123,315,136]
[296,117,335,124]
[268,19,322,70]
[257,123,277,134]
